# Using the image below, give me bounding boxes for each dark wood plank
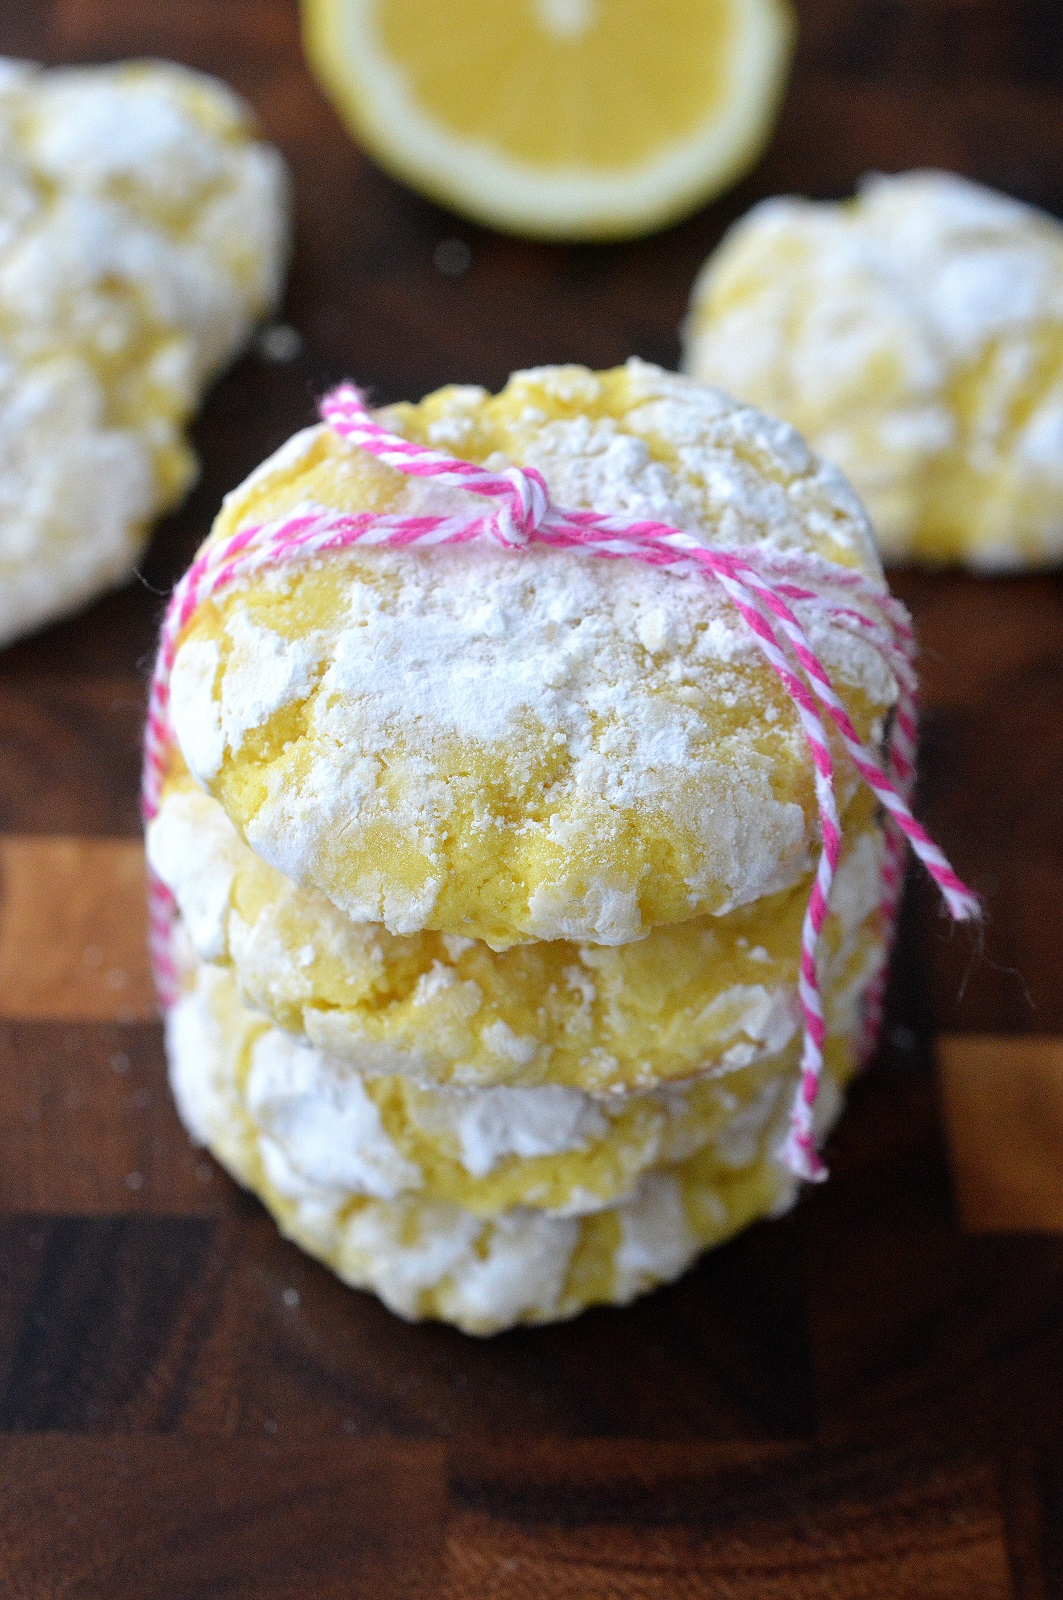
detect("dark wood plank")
[0,1435,445,1600]
[0,1021,218,1213]
[442,1440,1014,1599]
[0,674,146,837]
[0,1208,817,1441]
[890,574,1063,1037]
[1039,1452,1063,1600]
[172,1216,818,1442]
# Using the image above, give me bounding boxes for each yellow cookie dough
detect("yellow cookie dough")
[684,170,1063,568]
[0,57,289,645]
[150,770,886,1093]
[167,946,853,1333]
[167,359,897,949]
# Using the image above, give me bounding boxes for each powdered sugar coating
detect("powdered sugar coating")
[684,170,1063,568]
[0,58,289,645]
[170,360,894,947]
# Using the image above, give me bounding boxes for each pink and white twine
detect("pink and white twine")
[143,382,979,1182]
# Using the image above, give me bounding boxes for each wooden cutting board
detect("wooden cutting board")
[2,1,1063,1594]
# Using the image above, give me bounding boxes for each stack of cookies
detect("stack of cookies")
[147,360,897,1333]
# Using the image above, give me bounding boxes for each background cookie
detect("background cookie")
[684,170,1063,569]
[0,58,289,646]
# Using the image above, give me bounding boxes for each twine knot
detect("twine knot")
[493,465,551,547]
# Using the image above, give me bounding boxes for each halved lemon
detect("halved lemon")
[302,0,795,240]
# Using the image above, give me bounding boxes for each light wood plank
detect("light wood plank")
[938,1035,1063,1232]
[0,837,154,1021]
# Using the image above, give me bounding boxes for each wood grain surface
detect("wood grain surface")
[2,0,1063,1595]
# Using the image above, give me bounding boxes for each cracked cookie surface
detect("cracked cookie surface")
[168,360,894,949]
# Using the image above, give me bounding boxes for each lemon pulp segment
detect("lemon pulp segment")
[377,0,735,169]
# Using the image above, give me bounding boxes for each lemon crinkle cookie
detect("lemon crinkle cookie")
[0,57,289,646]
[684,170,1063,569]
[148,769,887,1094]
[165,943,852,1334]
[165,360,895,953]
[149,359,963,1330]
[169,942,867,1225]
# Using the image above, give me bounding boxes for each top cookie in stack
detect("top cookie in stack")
[164,358,893,950]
